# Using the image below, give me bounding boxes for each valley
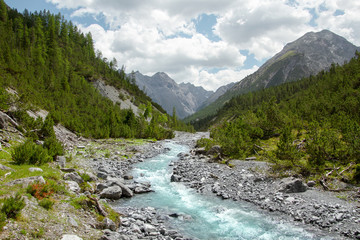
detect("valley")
[1,1,360,240]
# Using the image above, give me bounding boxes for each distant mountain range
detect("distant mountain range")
[133,71,217,119]
[184,29,360,123]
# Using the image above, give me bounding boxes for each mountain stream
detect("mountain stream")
[114,141,331,240]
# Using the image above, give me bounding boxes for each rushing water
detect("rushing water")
[114,141,331,240]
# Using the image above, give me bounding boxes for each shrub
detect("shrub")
[43,136,64,159]
[38,198,54,210]
[12,140,52,165]
[1,193,26,219]
[26,182,54,200]
[80,173,91,182]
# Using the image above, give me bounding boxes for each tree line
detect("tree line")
[0,0,193,140]
[196,52,360,183]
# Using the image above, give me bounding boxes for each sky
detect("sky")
[8,0,360,91]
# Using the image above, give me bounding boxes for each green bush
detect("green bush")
[38,198,54,210]
[1,193,26,219]
[43,136,64,159]
[80,173,91,182]
[12,140,52,165]
[196,138,215,151]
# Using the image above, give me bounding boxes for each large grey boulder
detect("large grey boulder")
[65,180,81,193]
[206,145,222,156]
[106,178,133,197]
[99,217,117,231]
[64,172,84,184]
[278,177,307,193]
[0,164,14,171]
[100,186,122,200]
[56,155,66,168]
[6,176,45,187]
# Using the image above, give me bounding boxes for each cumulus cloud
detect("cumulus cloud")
[48,0,360,90]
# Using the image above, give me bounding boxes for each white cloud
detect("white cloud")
[49,0,360,91]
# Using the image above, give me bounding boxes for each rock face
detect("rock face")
[133,71,214,119]
[190,29,360,122]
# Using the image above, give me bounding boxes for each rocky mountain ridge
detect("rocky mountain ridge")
[185,29,360,123]
[133,71,215,119]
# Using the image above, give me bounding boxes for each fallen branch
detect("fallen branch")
[319,178,329,191]
[87,194,107,217]
[254,144,264,151]
[325,167,340,177]
[338,162,355,176]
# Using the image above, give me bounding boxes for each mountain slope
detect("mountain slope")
[133,71,213,119]
[185,29,360,124]
[0,3,183,139]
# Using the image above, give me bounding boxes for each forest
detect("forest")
[0,0,193,142]
[195,53,360,183]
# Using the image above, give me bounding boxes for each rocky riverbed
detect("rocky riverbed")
[65,133,199,240]
[170,135,360,239]
[2,130,358,239]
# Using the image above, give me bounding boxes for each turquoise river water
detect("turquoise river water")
[114,141,333,240]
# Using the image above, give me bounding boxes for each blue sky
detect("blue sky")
[7,0,360,91]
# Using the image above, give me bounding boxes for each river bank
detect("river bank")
[170,133,360,239]
[2,131,358,239]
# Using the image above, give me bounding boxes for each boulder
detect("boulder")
[96,183,108,193]
[143,223,157,233]
[170,174,182,182]
[0,164,14,171]
[56,155,66,168]
[194,147,207,155]
[97,171,108,180]
[61,234,83,240]
[29,167,43,172]
[278,177,307,193]
[64,172,84,184]
[86,172,98,181]
[100,186,122,200]
[106,178,133,197]
[206,145,222,156]
[65,180,81,193]
[100,229,122,240]
[307,180,316,187]
[100,217,117,231]
[6,176,45,187]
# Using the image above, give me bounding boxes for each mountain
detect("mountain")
[133,71,214,119]
[198,82,235,110]
[185,29,360,124]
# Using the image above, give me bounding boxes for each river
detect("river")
[114,140,331,239]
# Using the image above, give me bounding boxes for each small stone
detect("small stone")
[29,167,43,172]
[124,175,133,180]
[307,181,316,187]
